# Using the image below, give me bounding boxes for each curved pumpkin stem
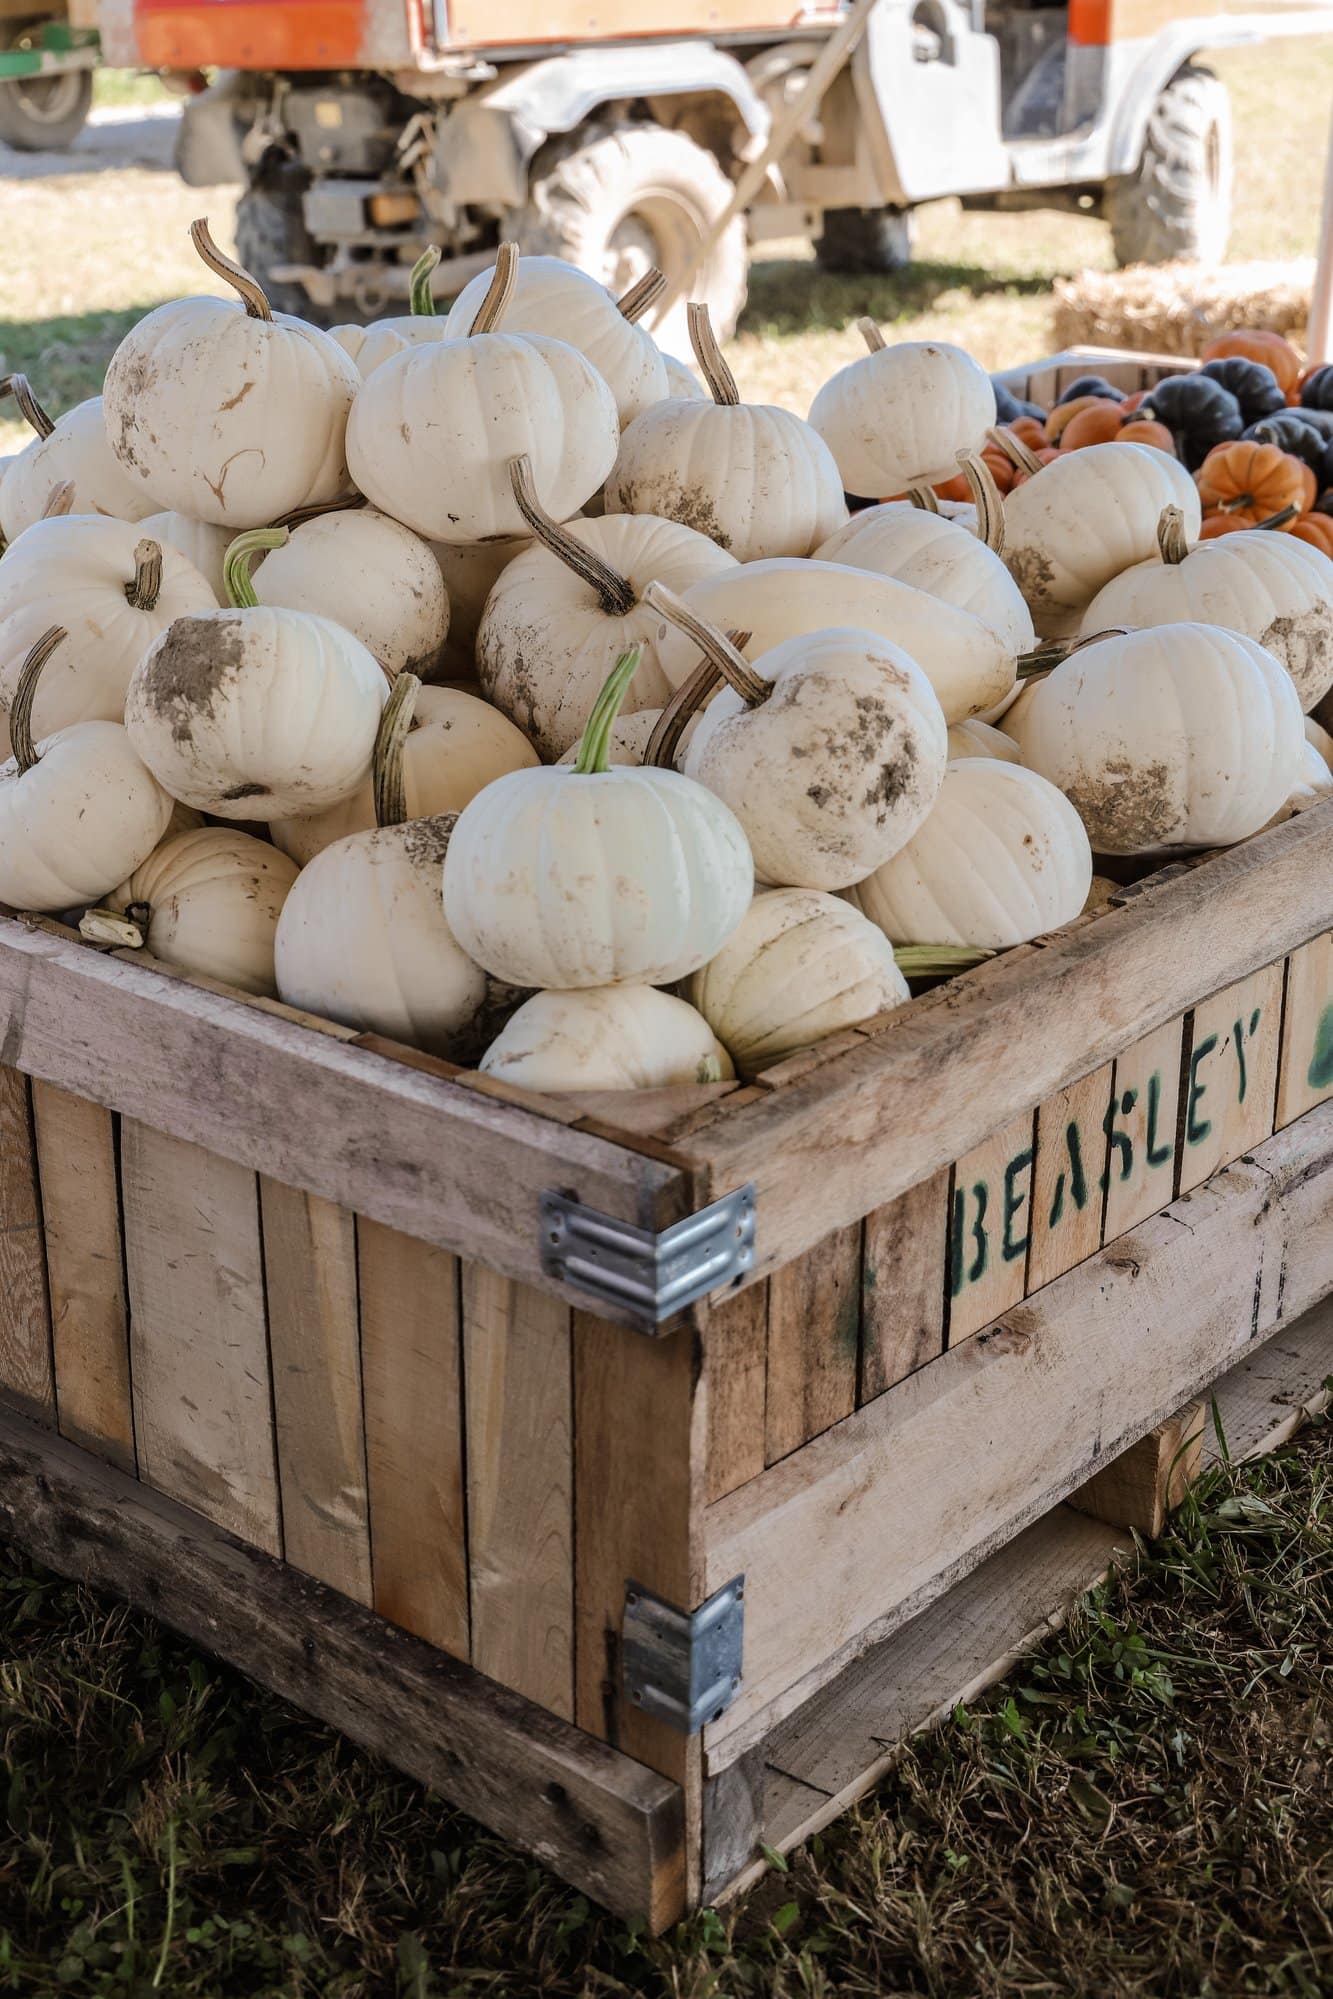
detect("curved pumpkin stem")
[125,538,164,612]
[956,450,1006,555]
[372,671,420,829]
[0,373,55,441]
[643,580,769,707]
[42,480,75,520]
[80,905,147,949]
[1015,627,1129,679]
[573,645,645,775]
[1256,504,1300,531]
[857,317,886,355]
[986,425,1045,479]
[617,269,666,325]
[687,303,740,407]
[1157,505,1191,565]
[273,493,368,532]
[906,485,940,513]
[223,525,288,608]
[644,628,751,770]
[190,217,272,323]
[507,456,635,616]
[9,625,67,774]
[409,244,441,316]
[471,243,519,335]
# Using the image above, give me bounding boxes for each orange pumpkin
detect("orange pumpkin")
[1009,445,1061,487]
[1044,395,1109,444]
[1201,330,1303,399]
[1195,440,1315,523]
[1118,418,1177,454]
[929,470,972,503]
[1010,416,1049,451]
[1291,514,1333,556]
[1198,512,1254,539]
[1120,389,1151,412]
[1056,402,1126,450]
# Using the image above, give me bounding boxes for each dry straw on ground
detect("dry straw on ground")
[1054,258,1314,357]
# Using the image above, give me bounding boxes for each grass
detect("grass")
[0,1411,1328,1994]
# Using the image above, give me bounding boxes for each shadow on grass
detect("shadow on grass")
[0,306,154,417]
[740,255,1056,340]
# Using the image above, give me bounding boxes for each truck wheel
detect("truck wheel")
[518,124,748,352]
[815,207,913,276]
[0,22,93,152]
[1105,64,1232,267]
[234,168,335,323]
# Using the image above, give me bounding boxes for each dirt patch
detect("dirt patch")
[612,474,731,549]
[394,815,455,869]
[139,614,247,744]
[1260,608,1333,709]
[1005,542,1060,617]
[1063,754,1181,851]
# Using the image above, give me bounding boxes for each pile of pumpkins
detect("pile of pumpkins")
[0,220,1330,1095]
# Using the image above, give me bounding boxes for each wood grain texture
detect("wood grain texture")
[0,1065,53,1421]
[705,1280,769,1503]
[763,1222,862,1464]
[259,1179,371,1604]
[947,1111,1035,1343]
[122,1122,280,1553]
[29,1083,133,1471]
[1102,1019,1186,1242]
[1070,1401,1205,1538]
[0,1403,687,1934]
[462,1265,574,1718]
[358,1219,469,1657]
[1178,964,1284,1194]
[858,1170,949,1401]
[1028,1066,1113,1294]
[1276,932,1333,1128]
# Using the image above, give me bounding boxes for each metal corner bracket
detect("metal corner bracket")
[622,1575,745,1735]
[539,1182,755,1332]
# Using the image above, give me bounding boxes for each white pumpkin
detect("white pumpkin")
[270,682,537,865]
[0,626,172,910]
[845,759,1092,948]
[102,219,361,528]
[0,516,217,737]
[347,245,619,543]
[445,256,669,430]
[481,985,733,1092]
[431,533,531,678]
[124,527,387,819]
[648,584,948,891]
[101,827,298,995]
[1079,506,1333,713]
[947,718,1020,761]
[650,557,1015,725]
[329,246,455,378]
[807,326,996,498]
[1008,623,1305,852]
[691,888,908,1079]
[250,506,449,679]
[605,302,847,562]
[662,356,705,400]
[443,643,753,989]
[476,455,736,758]
[1002,442,1201,638]
[0,382,155,542]
[1306,714,1333,771]
[138,511,230,600]
[1293,738,1333,801]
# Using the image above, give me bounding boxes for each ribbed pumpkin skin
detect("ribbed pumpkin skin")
[807,340,996,496]
[946,718,1021,761]
[691,888,908,1079]
[0,722,172,912]
[0,398,156,543]
[1002,443,1201,637]
[111,827,298,996]
[347,333,619,542]
[252,508,450,680]
[329,317,452,379]
[845,759,1092,948]
[1079,528,1333,713]
[103,303,360,527]
[480,985,733,1092]
[1008,623,1306,853]
[814,504,1035,656]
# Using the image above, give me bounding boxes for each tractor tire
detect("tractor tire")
[0,21,92,152]
[1105,64,1232,268]
[815,206,913,276]
[516,123,748,356]
[234,166,335,323]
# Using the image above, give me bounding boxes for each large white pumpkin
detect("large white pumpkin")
[103,826,298,995]
[138,511,230,600]
[102,219,361,529]
[481,985,733,1092]
[691,888,908,1079]
[250,506,450,679]
[346,245,619,543]
[329,247,454,379]
[845,758,1093,947]
[807,326,996,498]
[0,382,155,543]
[443,643,753,989]
[0,516,217,737]
[1080,507,1333,713]
[605,303,846,562]
[1008,622,1306,852]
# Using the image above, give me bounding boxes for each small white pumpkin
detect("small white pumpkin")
[649,583,948,892]
[94,827,299,995]
[662,355,705,400]
[691,888,908,1079]
[1306,714,1333,771]
[138,511,230,600]
[1008,623,1305,852]
[476,454,736,758]
[347,245,619,543]
[650,557,1015,725]
[947,717,1021,761]
[445,257,669,430]
[807,325,996,499]
[0,627,172,911]
[0,517,217,737]
[0,378,155,542]
[481,985,733,1092]
[443,643,753,989]
[431,533,531,679]
[606,303,846,562]
[1079,506,1333,714]
[270,681,537,865]
[103,220,360,529]
[845,759,1093,948]
[250,506,450,679]
[125,527,387,819]
[329,247,455,379]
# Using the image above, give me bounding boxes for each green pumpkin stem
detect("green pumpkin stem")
[9,625,68,774]
[372,672,421,829]
[893,943,994,977]
[223,526,289,608]
[409,245,441,316]
[573,646,646,775]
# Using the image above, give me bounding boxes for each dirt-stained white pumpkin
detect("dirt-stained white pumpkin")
[0,380,155,543]
[947,718,1021,761]
[845,758,1093,947]
[138,511,230,600]
[481,985,733,1091]
[1008,622,1305,852]
[807,326,996,498]
[251,506,450,679]
[691,888,908,1079]
[100,826,299,995]
[329,247,455,379]
[103,221,360,529]
[1307,714,1333,770]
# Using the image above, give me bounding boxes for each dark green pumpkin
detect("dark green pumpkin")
[1300,366,1333,414]
[1139,373,1243,471]
[1199,357,1285,426]
[1052,374,1126,406]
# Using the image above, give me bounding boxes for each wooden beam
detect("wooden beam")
[1069,1401,1205,1539]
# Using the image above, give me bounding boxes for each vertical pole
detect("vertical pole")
[1308,100,1333,365]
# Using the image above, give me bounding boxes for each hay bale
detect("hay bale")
[1053,260,1314,358]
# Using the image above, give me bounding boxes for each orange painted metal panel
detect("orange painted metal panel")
[132,0,423,69]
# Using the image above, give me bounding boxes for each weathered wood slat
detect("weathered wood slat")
[1027,1066,1113,1293]
[1177,963,1284,1194]
[947,1111,1035,1343]
[858,1170,948,1402]
[0,1065,53,1422]
[1069,1401,1205,1537]
[763,1222,861,1463]
[1276,931,1333,1128]
[705,1280,769,1503]
[1102,1018,1185,1242]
